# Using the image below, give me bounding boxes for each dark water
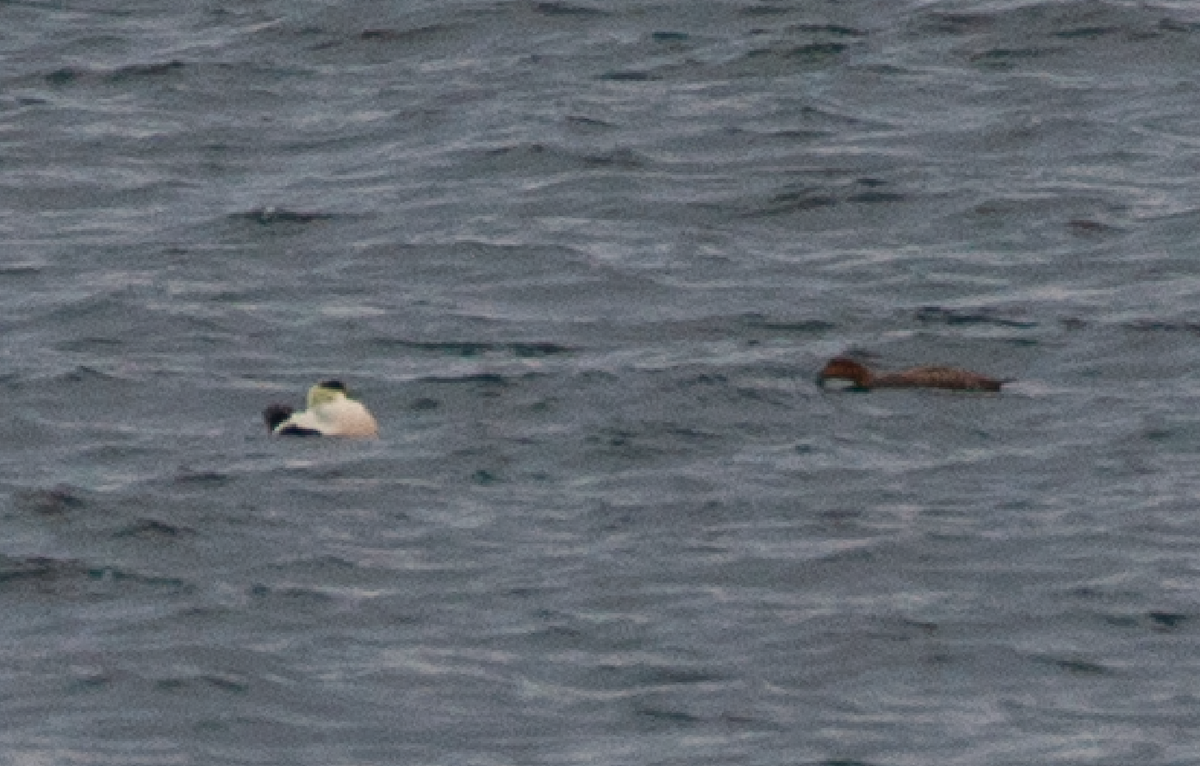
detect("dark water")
[5,1,1200,763]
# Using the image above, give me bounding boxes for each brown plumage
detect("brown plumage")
[817,356,1003,392]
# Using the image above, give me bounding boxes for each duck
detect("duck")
[817,356,1003,392]
[263,380,379,437]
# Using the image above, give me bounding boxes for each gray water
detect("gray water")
[4,1,1200,763]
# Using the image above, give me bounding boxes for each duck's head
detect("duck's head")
[817,357,872,391]
[306,379,349,408]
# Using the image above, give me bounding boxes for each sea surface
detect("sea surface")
[4,1,1200,764]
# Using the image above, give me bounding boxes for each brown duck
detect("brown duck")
[817,356,1003,392]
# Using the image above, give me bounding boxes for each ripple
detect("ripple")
[228,208,341,225]
[11,485,88,517]
[0,555,190,598]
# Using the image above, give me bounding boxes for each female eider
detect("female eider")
[817,356,1004,392]
[264,380,379,437]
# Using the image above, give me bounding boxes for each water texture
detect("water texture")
[4,1,1200,764]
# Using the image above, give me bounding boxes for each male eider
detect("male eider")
[817,356,1004,392]
[264,380,379,437]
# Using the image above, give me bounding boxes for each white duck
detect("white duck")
[264,380,379,437]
